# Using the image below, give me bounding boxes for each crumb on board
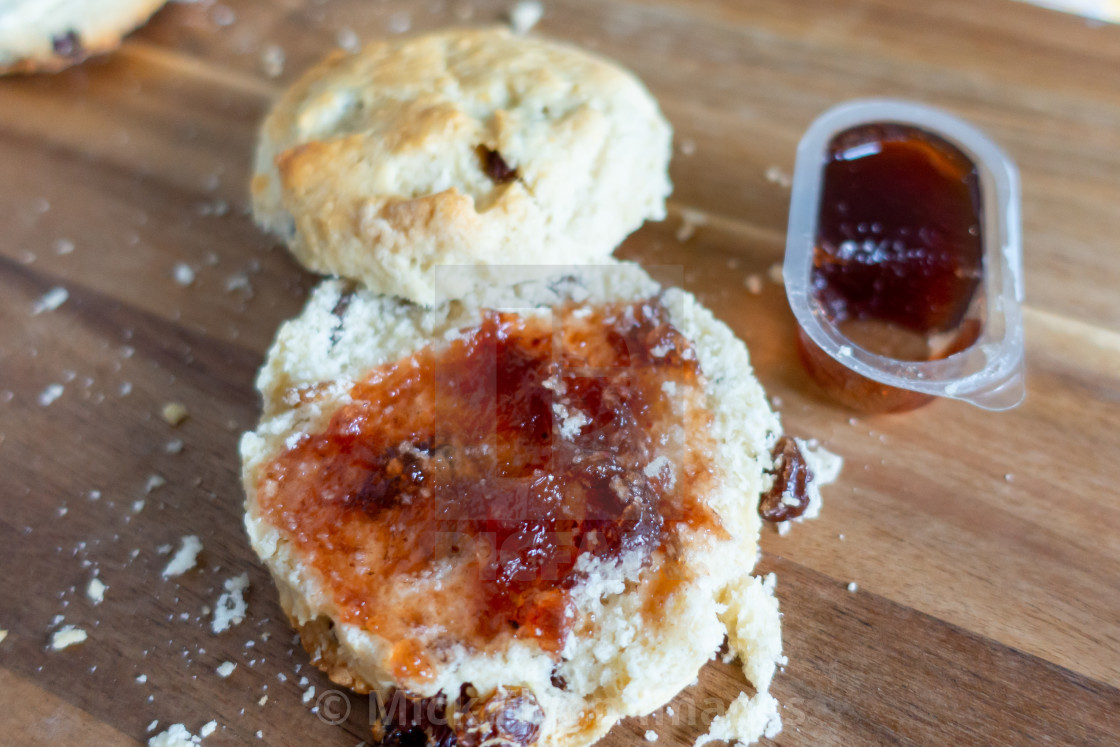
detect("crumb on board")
[211,4,236,27]
[676,208,708,242]
[765,165,793,188]
[767,262,784,285]
[645,729,659,741]
[196,199,229,217]
[225,271,252,295]
[212,573,250,634]
[32,286,69,315]
[847,582,859,593]
[148,723,200,747]
[695,692,782,746]
[50,624,87,650]
[173,263,195,287]
[744,274,763,295]
[388,11,411,33]
[39,383,64,407]
[216,661,237,678]
[162,536,203,578]
[261,44,285,78]
[161,403,189,426]
[508,0,543,34]
[337,27,360,52]
[0,630,7,644]
[87,577,107,605]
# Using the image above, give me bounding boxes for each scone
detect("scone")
[251,28,673,305]
[241,263,788,746]
[0,0,167,75]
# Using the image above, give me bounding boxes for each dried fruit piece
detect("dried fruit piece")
[329,283,357,346]
[478,146,519,184]
[373,691,456,747]
[549,669,567,691]
[453,687,544,747]
[372,686,543,747]
[51,31,83,58]
[758,436,812,523]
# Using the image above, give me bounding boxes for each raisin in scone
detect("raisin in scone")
[241,263,789,746]
[0,0,167,75]
[250,28,673,305]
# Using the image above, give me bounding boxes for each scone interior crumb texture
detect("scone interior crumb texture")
[251,28,673,304]
[0,0,168,75]
[241,263,789,746]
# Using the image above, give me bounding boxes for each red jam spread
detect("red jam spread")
[258,298,719,663]
[803,123,986,411]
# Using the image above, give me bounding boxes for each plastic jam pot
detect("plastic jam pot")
[784,99,1025,413]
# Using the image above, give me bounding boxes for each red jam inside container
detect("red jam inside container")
[815,124,984,345]
[808,123,985,411]
[785,100,1025,413]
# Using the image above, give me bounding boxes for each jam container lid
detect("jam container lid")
[784,99,1025,411]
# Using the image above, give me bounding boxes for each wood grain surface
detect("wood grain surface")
[1,1,1118,744]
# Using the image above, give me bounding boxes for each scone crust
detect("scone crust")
[252,28,673,304]
[241,264,783,746]
[0,0,167,75]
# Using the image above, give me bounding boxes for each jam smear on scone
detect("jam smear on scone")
[259,299,720,663]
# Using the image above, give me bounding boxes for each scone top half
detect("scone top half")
[241,264,783,747]
[252,28,673,305]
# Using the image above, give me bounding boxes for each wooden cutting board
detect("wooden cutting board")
[1,0,1117,744]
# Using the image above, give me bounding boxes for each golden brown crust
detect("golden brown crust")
[291,615,378,695]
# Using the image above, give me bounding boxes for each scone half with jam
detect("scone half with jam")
[241,263,792,746]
